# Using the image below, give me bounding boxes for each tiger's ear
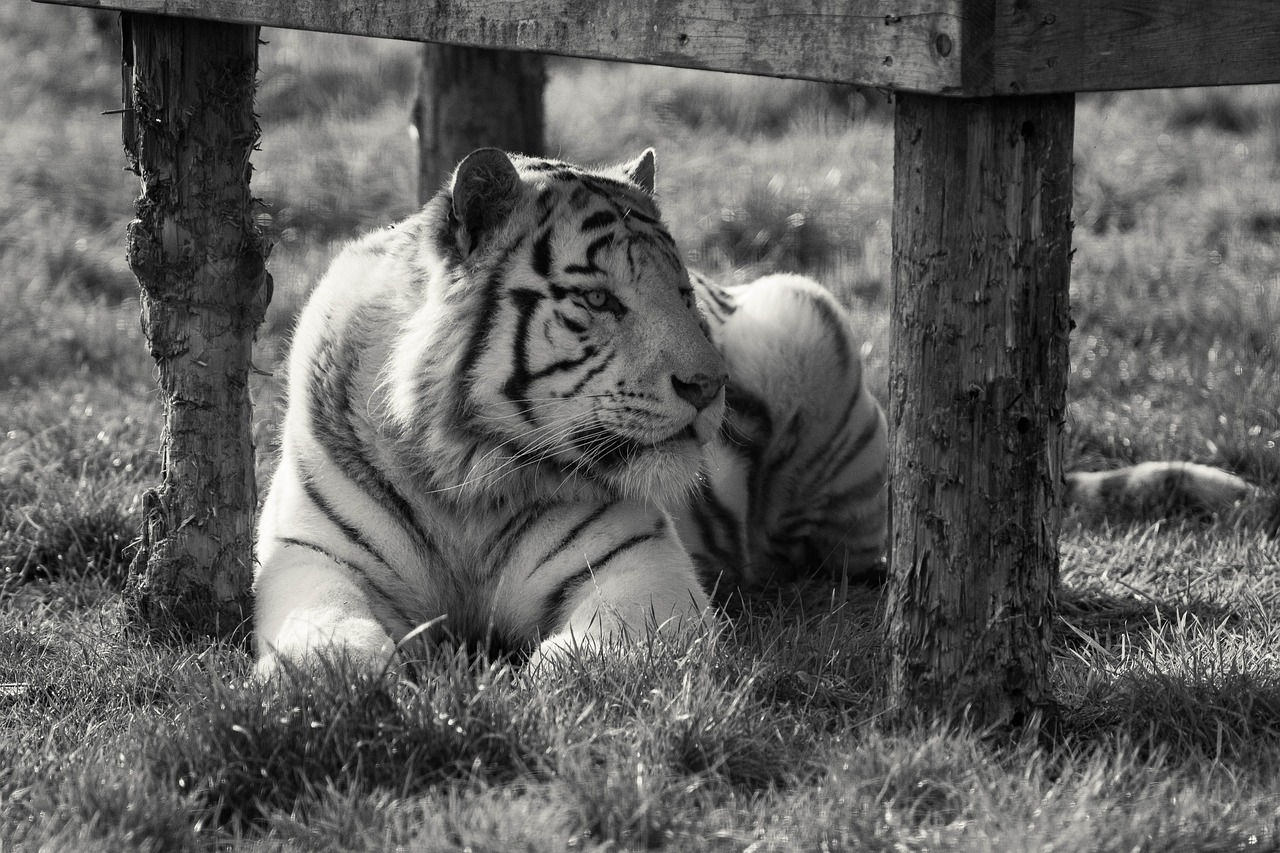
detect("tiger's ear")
[622,149,656,195]
[451,148,522,256]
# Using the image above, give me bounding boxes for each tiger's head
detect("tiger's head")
[399,149,725,505]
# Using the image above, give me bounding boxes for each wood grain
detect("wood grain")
[989,0,1280,94]
[34,0,969,92]
[887,92,1074,724]
[36,0,1280,94]
[122,14,271,638]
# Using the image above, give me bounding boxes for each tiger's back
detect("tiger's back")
[677,272,888,592]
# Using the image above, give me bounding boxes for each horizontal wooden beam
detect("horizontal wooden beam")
[31,0,971,94]
[34,0,1280,93]
[990,0,1280,95]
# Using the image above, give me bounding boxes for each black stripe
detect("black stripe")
[581,210,618,231]
[796,288,854,373]
[308,330,441,562]
[814,466,887,508]
[748,412,801,533]
[501,287,544,422]
[630,227,684,271]
[458,235,530,412]
[724,385,772,441]
[803,401,878,493]
[563,233,613,276]
[529,501,616,579]
[275,536,417,631]
[299,476,396,575]
[534,187,560,226]
[695,275,737,321]
[487,500,554,575]
[457,267,506,407]
[566,349,615,397]
[532,345,598,380]
[687,480,745,583]
[585,520,666,576]
[617,204,660,227]
[625,239,638,280]
[539,521,665,635]
[531,228,553,278]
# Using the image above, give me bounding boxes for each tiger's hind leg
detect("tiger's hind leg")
[683,272,889,592]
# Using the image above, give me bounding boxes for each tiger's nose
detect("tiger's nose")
[671,371,725,411]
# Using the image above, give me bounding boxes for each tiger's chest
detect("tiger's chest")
[400,493,678,647]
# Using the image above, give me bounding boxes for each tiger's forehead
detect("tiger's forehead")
[514,156,661,220]
[513,157,688,287]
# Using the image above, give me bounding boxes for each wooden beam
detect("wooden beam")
[887,92,1073,725]
[33,0,969,93]
[989,0,1280,95]
[37,0,1280,93]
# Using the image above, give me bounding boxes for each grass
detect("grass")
[3,4,1280,850]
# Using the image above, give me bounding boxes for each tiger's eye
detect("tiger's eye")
[585,290,610,310]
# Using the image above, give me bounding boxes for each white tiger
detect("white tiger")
[254,148,1259,675]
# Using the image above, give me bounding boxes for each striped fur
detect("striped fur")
[255,147,1261,675]
[256,149,729,673]
[677,271,889,593]
[1065,461,1260,518]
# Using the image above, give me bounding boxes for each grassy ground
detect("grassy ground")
[3,5,1280,851]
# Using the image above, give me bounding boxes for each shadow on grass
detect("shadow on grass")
[116,585,886,833]
[138,655,541,831]
[1055,585,1244,650]
[1053,583,1280,769]
[1054,664,1280,768]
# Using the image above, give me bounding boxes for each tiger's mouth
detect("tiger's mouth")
[571,422,702,472]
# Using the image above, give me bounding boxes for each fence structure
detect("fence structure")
[34,0,1280,723]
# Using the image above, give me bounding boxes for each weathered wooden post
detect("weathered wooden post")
[887,93,1074,724]
[121,13,271,638]
[413,44,545,204]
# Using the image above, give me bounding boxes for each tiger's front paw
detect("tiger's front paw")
[524,605,722,676]
[254,611,398,681]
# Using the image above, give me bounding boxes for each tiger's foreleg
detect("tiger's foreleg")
[523,512,714,667]
[253,462,419,678]
[253,541,399,677]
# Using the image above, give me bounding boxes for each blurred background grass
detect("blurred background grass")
[1,4,1278,583]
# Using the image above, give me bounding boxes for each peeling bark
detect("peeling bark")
[122,13,271,639]
[887,93,1075,726]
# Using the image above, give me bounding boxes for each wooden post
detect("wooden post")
[413,44,545,204]
[887,93,1074,725]
[122,13,271,638]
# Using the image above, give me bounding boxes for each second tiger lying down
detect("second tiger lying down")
[253,148,1259,674]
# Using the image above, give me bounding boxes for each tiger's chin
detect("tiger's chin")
[616,447,706,508]
[597,428,708,507]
